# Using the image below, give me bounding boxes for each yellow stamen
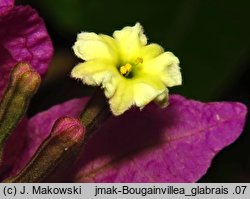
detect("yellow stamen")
[120,63,132,76]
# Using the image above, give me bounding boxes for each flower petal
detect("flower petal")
[109,78,134,115]
[0,5,53,99]
[72,95,247,182]
[143,52,182,87]
[154,89,169,107]
[73,32,118,62]
[113,23,147,62]
[71,60,117,86]
[132,73,167,108]
[139,43,164,61]
[133,82,165,108]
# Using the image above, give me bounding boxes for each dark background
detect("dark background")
[16,0,250,182]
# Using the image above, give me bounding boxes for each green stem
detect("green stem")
[44,90,111,182]
[79,90,111,141]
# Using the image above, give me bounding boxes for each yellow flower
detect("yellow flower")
[71,23,182,116]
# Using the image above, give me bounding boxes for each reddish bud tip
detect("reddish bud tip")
[11,62,33,83]
[51,117,85,142]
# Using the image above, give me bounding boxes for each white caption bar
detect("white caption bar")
[0,183,249,199]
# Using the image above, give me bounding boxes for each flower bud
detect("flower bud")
[4,117,85,182]
[0,62,41,161]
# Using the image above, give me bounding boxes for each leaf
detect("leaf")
[0,5,53,98]
[73,95,247,182]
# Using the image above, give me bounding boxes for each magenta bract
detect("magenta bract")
[0,0,247,183]
[0,4,53,98]
[11,95,247,182]
[73,95,247,182]
[0,0,14,17]
[0,0,53,178]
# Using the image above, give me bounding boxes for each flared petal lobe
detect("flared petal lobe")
[71,60,118,86]
[142,52,181,87]
[113,23,147,62]
[72,32,118,63]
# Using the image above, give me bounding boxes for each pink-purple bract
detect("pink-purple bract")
[0,0,14,17]
[11,95,247,182]
[0,0,247,183]
[0,0,53,178]
[0,0,53,98]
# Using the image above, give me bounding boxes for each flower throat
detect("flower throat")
[119,57,143,78]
